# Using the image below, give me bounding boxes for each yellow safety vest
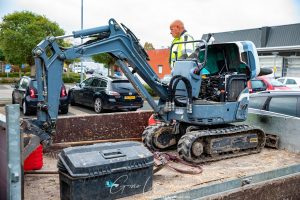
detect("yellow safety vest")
[170,31,194,67]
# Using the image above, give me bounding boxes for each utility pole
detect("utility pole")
[80,0,84,82]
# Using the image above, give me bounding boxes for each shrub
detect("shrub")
[0,72,32,78]
[0,77,19,84]
[143,84,157,97]
[62,72,85,83]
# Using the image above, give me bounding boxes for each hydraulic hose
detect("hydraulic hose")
[169,75,193,107]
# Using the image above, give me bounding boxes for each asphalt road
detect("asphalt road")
[0,84,154,117]
[0,101,153,117]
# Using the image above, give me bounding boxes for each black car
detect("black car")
[68,76,144,113]
[12,76,69,115]
[249,91,300,117]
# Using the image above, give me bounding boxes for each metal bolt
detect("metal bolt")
[11,172,19,183]
[48,36,55,42]
[35,49,43,56]
[241,177,252,186]
[59,53,66,60]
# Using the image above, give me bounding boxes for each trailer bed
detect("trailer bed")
[24,148,300,200]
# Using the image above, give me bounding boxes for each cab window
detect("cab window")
[268,97,298,117]
[249,96,268,109]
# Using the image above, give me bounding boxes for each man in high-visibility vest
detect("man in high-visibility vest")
[169,20,194,68]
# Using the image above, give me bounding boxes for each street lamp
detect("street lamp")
[80,0,84,82]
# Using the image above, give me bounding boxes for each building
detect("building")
[146,49,171,79]
[202,23,300,77]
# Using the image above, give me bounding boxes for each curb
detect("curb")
[0,99,11,106]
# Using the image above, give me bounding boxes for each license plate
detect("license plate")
[250,138,258,143]
[124,96,136,100]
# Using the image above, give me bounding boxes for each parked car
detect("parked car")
[12,76,69,115]
[247,79,267,93]
[249,91,300,118]
[247,76,290,93]
[68,76,144,113]
[277,77,300,90]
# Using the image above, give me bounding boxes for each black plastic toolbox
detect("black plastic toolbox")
[57,141,153,200]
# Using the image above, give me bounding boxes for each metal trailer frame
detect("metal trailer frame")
[0,105,22,200]
[1,106,300,199]
[157,164,300,200]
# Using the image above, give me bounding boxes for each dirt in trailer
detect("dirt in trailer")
[24,147,300,200]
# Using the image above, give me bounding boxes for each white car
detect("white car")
[277,77,300,90]
[73,66,87,73]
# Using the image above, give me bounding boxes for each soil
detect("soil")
[24,148,300,200]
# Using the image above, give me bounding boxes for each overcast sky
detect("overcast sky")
[1,0,300,48]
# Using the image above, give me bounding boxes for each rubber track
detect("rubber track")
[177,125,266,164]
[142,123,175,151]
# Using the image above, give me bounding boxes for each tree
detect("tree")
[0,48,4,72]
[92,53,116,75]
[0,49,5,61]
[0,11,65,66]
[144,42,155,50]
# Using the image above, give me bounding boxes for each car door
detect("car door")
[97,79,108,103]
[72,78,92,105]
[266,96,299,117]
[84,78,101,106]
[80,78,94,106]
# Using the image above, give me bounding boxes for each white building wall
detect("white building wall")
[259,55,300,78]
[259,55,283,77]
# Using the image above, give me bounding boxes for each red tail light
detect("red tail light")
[61,86,67,97]
[29,88,37,98]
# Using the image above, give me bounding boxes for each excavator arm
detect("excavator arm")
[29,18,170,146]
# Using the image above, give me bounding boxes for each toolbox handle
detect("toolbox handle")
[101,149,126,159]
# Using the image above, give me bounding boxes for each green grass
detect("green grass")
[0,72,85,84]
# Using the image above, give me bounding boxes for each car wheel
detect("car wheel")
[60,105,69,114]
[94,98,103,113]
[69,92,77,106]
[22,101,31,116]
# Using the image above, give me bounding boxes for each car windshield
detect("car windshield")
[111,80,135,90]
[268,78,284,87]
[31,79,63,89]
